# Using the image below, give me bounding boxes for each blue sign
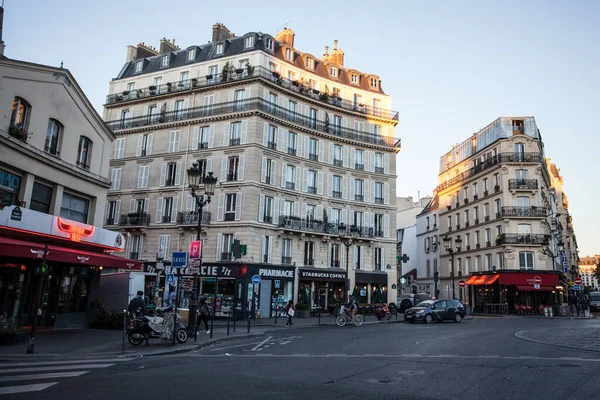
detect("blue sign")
[251,275,261,285]
[573,284,581,291]
[167,273,174,285]
[274,280,281,289]
[172,252,187,268]
[0,169,21,192]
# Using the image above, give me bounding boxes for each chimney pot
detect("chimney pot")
[325,46,329,55]
[333,40,338,50]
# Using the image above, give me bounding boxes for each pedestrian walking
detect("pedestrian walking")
[128,290,146,318]
[196,298,212,334]
[285,300,295,327]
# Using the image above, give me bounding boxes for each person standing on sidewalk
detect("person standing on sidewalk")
[196,298,212,334]
[128,290,146,318]
[285,300,295,327]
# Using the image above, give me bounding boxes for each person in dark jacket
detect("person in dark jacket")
[197,298,212,334]
[128,291,146,317]
[285,300,295,327]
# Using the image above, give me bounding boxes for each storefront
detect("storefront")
[298,268,346,313]
[0,167,21,207]
[0,205,141,328]
[355,271,389,304]
[251,266,295,318]
[466,270,567,313]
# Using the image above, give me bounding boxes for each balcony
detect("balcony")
[161,215,172,223]
[287,147,297,156]
[331,261,341,268]
[501,206,547,218]
[307,186,317,194]
[264,215,273,223]
[473,194,478,200]
[105,217,116,226]
[197,142,209,150]
[221,252,233,261]
[465,221,470,227]
[375,166,384,174]
[464,198,469,204]
[436,152,544,192]
[333,191,342,198]
[355,194,364,202]
[286,181,295,190]
[230,138,241,146]
[333,159,343,167]
[374,230,384,237]
[265,175,272,184]
[119,212,151,227]
[304,258,314,267]
[268,141,277,150]
[309,153,318,161]
[355,163,364,171]
[375,197,383,204]
[105,66,400,121]
[466,245,471,251]
[281,256,292,265]
[496,233,551,246]
[227,173,238,182]
[508,179,538,190]
[277,216,375,238]
[106,97,401,148]
[486,241,491,247]
[165,179,175,187]
[129,252,139,260]
[224,212,235,222]
[176,211,212,225]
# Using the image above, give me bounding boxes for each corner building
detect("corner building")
[103,24,401,317]
[436,117,571,312]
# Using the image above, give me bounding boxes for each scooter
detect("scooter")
[374,303,392,321]
[127,306,188,345]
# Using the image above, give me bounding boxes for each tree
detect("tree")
[594,260,600,282]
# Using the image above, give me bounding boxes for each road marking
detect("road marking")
[0,371,88,382]
[0,363,115,374]
[209,341,262,351]
[0,382,58,395]
[250,336,272,352]
[0,358,133,367]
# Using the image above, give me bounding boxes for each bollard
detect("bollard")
[227,318,230,336]
[233,312,236,332]
[274,306,278,325]
[247,314,251,334]
[210,312,214,339]
[122,309,126,354]
[318,311,321,325]
[395,308,398,320]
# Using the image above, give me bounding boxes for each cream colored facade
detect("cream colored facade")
[436,117,561,300]
[579,255,598,289]
[0,58,114,225]
[103,25,400,303]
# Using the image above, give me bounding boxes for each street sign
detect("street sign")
[532,276,542,285]
[575,277,583,285]
[573,284,581,291]
[172,252,187,268]
[251,275,261,285]
[458,280,466,288]
[189,240,202,259]
[274,280,281,289]
[534,283,540,290]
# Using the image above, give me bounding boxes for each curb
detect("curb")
[514,330,600,353]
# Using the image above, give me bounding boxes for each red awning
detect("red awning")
[466,274,499,285]
[498,272,557,286]
[0,237,141,270]
[516,285,555,292]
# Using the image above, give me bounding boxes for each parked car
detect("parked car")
[404,299,466,323]
[398,293,432,313]
[590,292,600,311]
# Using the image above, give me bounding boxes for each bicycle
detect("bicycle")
[335,305,364,327]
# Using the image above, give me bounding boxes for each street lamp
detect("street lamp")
[186,163,217,335]
[443,236,462,300]
[338,223,359,300]
[542,241,564,268]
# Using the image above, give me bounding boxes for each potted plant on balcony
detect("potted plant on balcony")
[291,80,299,87]
[245,63,255,76]
[221,62,235,82]
[235,67,244,74]
[166,82,173,92]
[191,78,198,87]
[205,74,213,80]
[122,90,130,97]
[319,92,329,102]
[136,89,143,98]
[8,125,31,143]
[149,85,157,94]
[496,234,505,246]
[0,313,25,346]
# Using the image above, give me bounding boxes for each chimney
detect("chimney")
[330,40,345,66]
[126,45,137,63]
[274,27,295,48]
[159,38,180,54]
[0,7,5,56]
[212,23,234,42]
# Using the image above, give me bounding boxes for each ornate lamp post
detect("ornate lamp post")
[186,163,217,335]
[542,241,565,302]
[338,223,359,300]
[443,236,462,300]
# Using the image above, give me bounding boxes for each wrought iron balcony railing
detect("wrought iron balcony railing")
[176,211,212,225]
[496,233,551,246]
[436,152,544,192]
[501,206,547,218]
[281,256,292,265]
[508,179,538,190]
[119,212,151,227]
[277,216,375,238]
[105,97,401,148]
[129,252,139,260]
[106,66,400,121]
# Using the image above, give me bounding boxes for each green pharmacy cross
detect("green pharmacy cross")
[397,254,410,263]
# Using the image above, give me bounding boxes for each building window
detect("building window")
[135,60,143,72]
[307,170,317,194]
[221,234,233,260]
[76,137,92,170]
[113,137,126,159]
[263,196,274,223]
[161,55,169,67]
[306,57,314,69]
[329,244,341,268]
[308,138,318,161]
[225,194,236,221]
[304,241,315,266]
[476,256,482,272]
[355,149,364,170]
[519,252,534,270]
[216,43,224,55]
[187,49,196,61]
[333,145,342,166]
[227,156,240,181]
[137,165,149,188]
[245,36,254,48]
[351,74,358,84]
[355,179,364,201]
[285,48,292,60]
[261,236,271,263]
[60,192,89,223]
[374,214,384,236]
[354,211,363,228]
[330,208,341,225]
[370,78,378,88]
[333,115,342,134]
[330,67,337,77]
[375,183,383,204]
[373,124,382,136]
[105,200,120,225]
[180,71,189,83]
[138,133,153,155]
[174,100,185,119]
[30,182,53,214]
[230,121,242,145]
[333,175,342,198]
[165,162,177,186]
[497,253,504,270]
[309,108,317,129]
[168,130,181,153]
[286,165,296,190]
[265,38,273,51]
[374,248,383,270]
[45,119,62,156]
[375,153,384,173]
[282,239,292,264]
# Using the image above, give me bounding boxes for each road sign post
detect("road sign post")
[172,252,187,268]
[574,276,583,285]
[458,280,466,288]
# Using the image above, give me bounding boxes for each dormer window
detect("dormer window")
[330,67,337,77]
[245,36,254,48]
[351,74,358,84]
[266,38,273,51]
[370,78,378,88]
[306,57,314,70]
[285,48,292,60]
[188,49,196,61]
[216,43,224,55]
[161,55,169,67]
[135,60,143,73]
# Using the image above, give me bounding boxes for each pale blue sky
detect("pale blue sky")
[3,0,598,255]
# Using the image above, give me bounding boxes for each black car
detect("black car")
[404,299,466,323]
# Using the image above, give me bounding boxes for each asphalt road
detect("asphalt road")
[5,317,600,400]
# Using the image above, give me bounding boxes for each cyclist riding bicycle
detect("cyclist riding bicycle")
[345,294,358,324]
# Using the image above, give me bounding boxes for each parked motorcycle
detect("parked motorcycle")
[127,306,188,345]
[374,303,392,321]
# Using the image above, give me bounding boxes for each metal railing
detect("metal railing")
[496,233,550,245]
[105,97,401,148]
[436,152,544,192]
[281,256,292,265]
[119,212,151,226]
[129,252,139,260]
[277,216,375,238]
[106,66,400,121]
[176,211,212,225]
[501,206,547,218]
[508,179,538,190]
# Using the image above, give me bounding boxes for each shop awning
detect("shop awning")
[515,285,555,292]
[355,271,388,285]
[0,237,141,270]
[466,274,499,285]
[498,272,558,286]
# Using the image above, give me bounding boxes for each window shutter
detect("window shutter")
[342,209,348,224]
[273,196,280,224]
[268,237,273,263]
[304,137,309,159]
[364,180,371,203]
[384,153,390,174]
[263,122,269,146]
[295,167,301,192]
[220,157,227,182]
[160,163,167,186]
[384,214,390,238]
[349,178,355,200]
[111,168,121,190]
[342,146,349,168]
[217,194,225,221]
[136,135,143,156]
[349,148,355,168]
[114,200,121,222]
[155,198,163,223]
[174,130,181,152]
[223,122,231,146]
[235,192,243,220]
[208,125,215,148]
[316,205,323,220]
[297,134,303,157]
[129,199,136,213]
[192,127,199,149]
[241,120,248,144]
[137,166,144,188]
[342,177,348,199]
[294,201,300,217]
[258,194,265,222]
[327,174,333,197]
[175,162,182,185]
[144,198,150,213]
[281,163,286,187]
[302,168,308,192]
[186,195,194,211]
[353,246,358,270]
[328,143,334,164]
[281,130,288,151]
[319,140,324,162]
[261,235,266,261]
[361,248,364,270]
[103,201,109,224]
[381,250,386,271]
[216,233,223,260]
[370,181,376,203]
[261,157,267,183]
[238,155,245,180]
[301,203,307,219]
[277,127,285,152]
[143,165,150,188]
[146,134,153,155]
[171,197,178,222]
[271,160,277,183]
[317,172,324,195]
[384,183,390,205]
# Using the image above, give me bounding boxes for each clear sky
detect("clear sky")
[3,0,598,255]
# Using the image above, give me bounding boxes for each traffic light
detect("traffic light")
[36,264,48,275]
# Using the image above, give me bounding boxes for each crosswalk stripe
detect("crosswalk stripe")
[0,371,88,383]
[0,363,114,374]
[0,382,58,395]
[0,358,133,368]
